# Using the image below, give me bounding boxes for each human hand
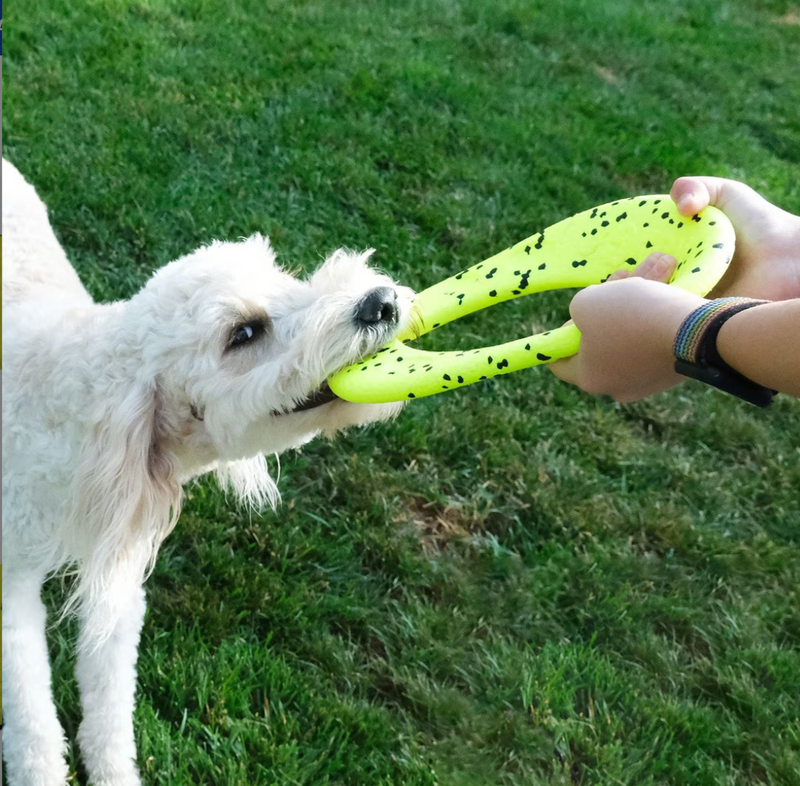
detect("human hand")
[550,177,800,402]
[670,176,800,301]
[550,253,705,402]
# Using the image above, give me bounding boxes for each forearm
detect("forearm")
[716,298,800,397]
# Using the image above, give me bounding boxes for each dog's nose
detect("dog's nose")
[355,287,398,326]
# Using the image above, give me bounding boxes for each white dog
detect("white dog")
[1,158,414,786]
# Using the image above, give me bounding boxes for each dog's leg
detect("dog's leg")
[2,569,71,786]
[75,584,146,786]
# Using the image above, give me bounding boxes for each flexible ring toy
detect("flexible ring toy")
[328,195,735,403]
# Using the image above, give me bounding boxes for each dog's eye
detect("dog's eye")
[231,321,264,347]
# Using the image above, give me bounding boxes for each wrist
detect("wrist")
[631,281,707,366]
[672,297,776,406]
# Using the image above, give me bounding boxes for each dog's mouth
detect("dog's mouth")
[290,381,340,413]
[279,336,397,416]
[275,331,402,417]
[269,381,341,417]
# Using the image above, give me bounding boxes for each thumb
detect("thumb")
[670,175,780,224]
[549,354,582,386]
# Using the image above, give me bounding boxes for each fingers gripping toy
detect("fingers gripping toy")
[328,195,735,403]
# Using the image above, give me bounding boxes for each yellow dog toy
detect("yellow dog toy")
[328,195,735,403]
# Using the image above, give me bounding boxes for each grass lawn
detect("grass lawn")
[5,0,800,783]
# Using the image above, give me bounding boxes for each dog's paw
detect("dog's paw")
[4,758,70,786]
[81,764,142,786]
[83,768,141,786]
[2,728,70,786]
[90,779,141,786]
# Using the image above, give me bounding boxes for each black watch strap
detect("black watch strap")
[673,298,776,408]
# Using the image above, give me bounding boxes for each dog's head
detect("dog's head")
[125,235,414,476]
[68,236,414,645]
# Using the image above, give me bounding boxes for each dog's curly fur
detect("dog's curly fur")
[1,158,413,786]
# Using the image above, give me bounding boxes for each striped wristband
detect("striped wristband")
[673,297,775,407]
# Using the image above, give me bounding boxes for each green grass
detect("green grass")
[5,0,800,783]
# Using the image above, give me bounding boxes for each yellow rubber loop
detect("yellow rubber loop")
[328,195,735,403]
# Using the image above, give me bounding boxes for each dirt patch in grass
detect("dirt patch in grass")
[398,496,477,555]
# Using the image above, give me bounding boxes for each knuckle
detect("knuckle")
[569,284,599,317]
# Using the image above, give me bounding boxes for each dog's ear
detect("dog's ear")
[66,381,182,645]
